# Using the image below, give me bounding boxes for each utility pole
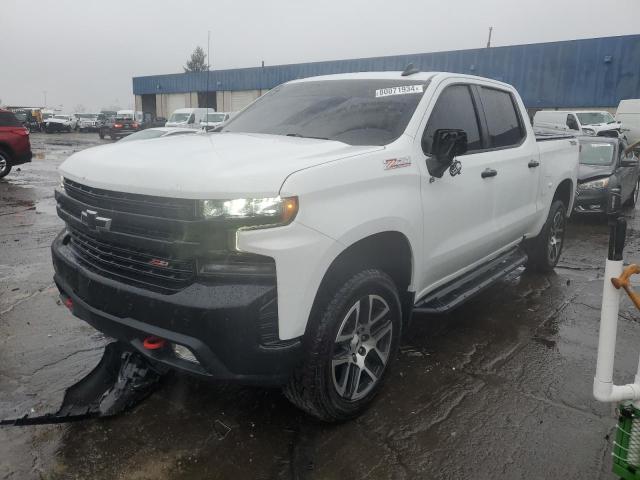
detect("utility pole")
[206,30,211,112]
[43,90,47,108]
[486,27,493,48]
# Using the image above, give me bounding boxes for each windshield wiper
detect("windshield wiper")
[286,133,329,140]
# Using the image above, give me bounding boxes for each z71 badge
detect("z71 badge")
[383,157,412,170]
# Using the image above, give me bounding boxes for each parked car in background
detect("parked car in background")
[117,127,199,143]
[142,113,168,129]
[45,114,75,133]
[165,108,208,128]
[54,71,579,421]
[574,136,640,214]
[534,110,622,137]
[99,114,142,140]
[78,113,102,132]
[0,109,32,178]
[201,112,231,131]
[117,110,144,123]
[616,99,640,144]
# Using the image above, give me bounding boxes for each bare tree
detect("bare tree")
[184,46,208,72]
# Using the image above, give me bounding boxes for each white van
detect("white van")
[533,110,621,137]
[165,108,209,128]
[616,100,640,144]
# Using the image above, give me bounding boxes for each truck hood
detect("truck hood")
[578,163,614,183]
[585,123,620,132]
[59,132,383,198]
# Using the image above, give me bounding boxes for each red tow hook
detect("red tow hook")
[143,336,167,350]
[62,296,73,310]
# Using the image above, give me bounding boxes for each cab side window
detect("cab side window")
[422,85,482,154]
[566,114,579,130]
[477,87,525,148]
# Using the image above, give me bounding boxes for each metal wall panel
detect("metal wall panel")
[133,35,640,108]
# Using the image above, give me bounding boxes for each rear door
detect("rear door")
[415,82,498,291]
[473,85,539,246]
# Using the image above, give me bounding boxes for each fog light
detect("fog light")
[172,344,198,363]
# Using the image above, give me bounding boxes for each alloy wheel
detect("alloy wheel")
[0,155,7,176]
[332,294,393,401]
[548,210,565,264]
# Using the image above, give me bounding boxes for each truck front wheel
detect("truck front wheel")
[525,200,566,272]
[0,149,12,178]
[283,269,401,422]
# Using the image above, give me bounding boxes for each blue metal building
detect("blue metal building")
[133,34,640,115]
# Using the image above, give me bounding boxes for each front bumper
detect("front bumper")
[574,187,608,213]
[51,230,303,385]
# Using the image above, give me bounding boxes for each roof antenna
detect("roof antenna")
[401,63,420,76]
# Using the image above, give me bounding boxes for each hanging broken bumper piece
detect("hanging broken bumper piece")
[1,342,163,426]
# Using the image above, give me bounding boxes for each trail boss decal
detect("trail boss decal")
[384,157,412,170]
[375,85,424,98]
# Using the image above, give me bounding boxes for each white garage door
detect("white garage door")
[166,94,187,118]
[230,90,258,112]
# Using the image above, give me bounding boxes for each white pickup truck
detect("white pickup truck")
[53,71,578,421]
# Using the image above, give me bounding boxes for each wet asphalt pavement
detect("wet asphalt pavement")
[2,132,640,479]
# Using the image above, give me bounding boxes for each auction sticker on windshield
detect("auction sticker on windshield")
[375,85,424,98]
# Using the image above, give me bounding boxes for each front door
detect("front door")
[414,82,498,295]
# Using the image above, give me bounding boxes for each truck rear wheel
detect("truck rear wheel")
[525,200,566,272]
[283,269,401,422]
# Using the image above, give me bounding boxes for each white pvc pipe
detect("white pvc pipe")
[593,259,640,403]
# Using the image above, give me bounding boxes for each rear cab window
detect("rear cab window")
[477,87,526,148]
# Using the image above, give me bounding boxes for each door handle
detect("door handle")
[481,168,497,178]
[528,160,540,168]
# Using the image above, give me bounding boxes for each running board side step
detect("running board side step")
[413,248,528,314]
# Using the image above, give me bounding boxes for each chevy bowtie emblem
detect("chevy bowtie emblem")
[80,209,112,232]
[148,259,169,268]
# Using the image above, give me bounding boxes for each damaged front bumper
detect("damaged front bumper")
[51,230,303,386]
[1,342,162,426]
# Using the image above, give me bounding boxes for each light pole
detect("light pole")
[43,90,47,108]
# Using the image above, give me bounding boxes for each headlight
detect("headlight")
[582,128,596,136]
[200,196,298,227]
[579,177,609,190]
[59,176,65,190]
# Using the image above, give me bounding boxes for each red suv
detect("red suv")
[0,109,32,178]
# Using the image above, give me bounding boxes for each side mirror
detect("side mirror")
[424,129,468,178]
[621,157,639,168]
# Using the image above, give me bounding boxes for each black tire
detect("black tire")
[0,149,12,178]
[283,269,402,422]
[525,200,567,272]
[625,178,640,207]
[110,134,118,140]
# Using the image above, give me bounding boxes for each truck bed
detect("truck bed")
[535,131,576,142]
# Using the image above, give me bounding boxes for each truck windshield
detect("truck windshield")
[221,79,430,146]
[579,142,615,165]
[577,112,615,125]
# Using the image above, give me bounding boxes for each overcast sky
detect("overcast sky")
[1,0,638,112]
